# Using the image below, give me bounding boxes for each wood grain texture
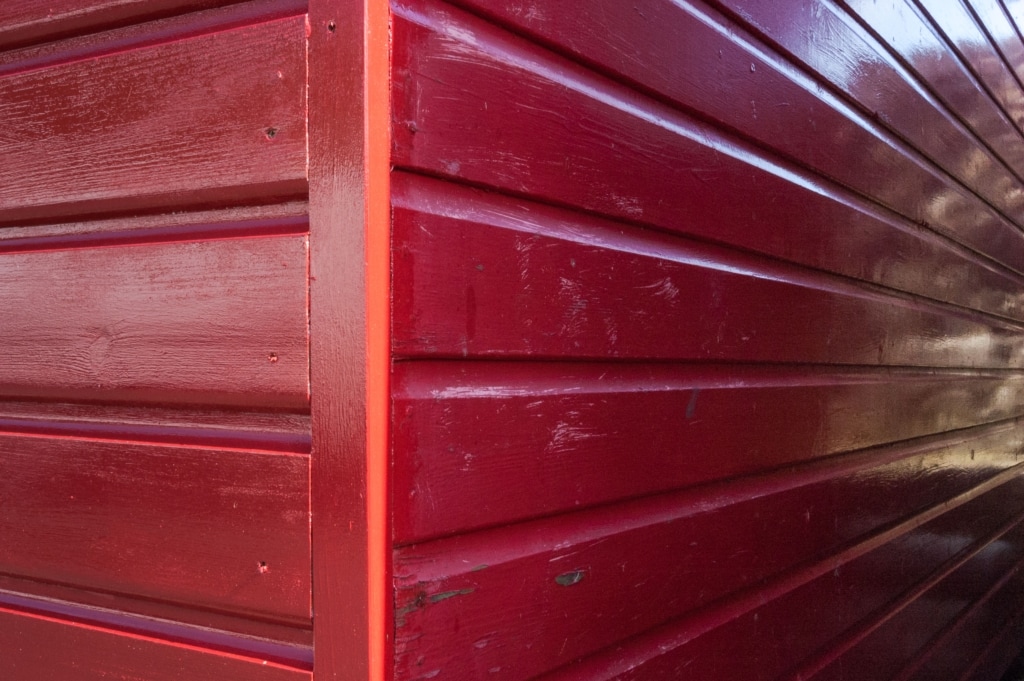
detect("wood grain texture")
[395,454,1024,681]
[393,175,1024,367]
[395,360,1024,541]
[0,0,316,675]
[0,0,246,49]
[307,0,392,679]
[0,434,310,624]
[0,14,307,224]
[530,475,1024,681]
[0,0,307,78]
[447,0,1024,229]
[0,234,308,407]
[0,606,310,680]
[391,0,1024,279]
[392,168,1024,329]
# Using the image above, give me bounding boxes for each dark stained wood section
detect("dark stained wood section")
[388,0,1024,678]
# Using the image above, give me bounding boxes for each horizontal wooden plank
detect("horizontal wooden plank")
[723,0,1024,188]
[394,430,1024,681]
[799,524,1024,680]
[839,0,1024,179]
[392,0,1024,280]
[0,234,308,407]
[393,173,1024,330]
[0,400,310,442]
[0,412,309,454]
[0,0,308,77]
[0,588,312,668]
[0,201,308,251]
[0,0,244,49]
[902,557,1024,680]
[0,575,312,654]
[968,0,1024,87]
[393,175,1024,366]
[531,474,1024,681]
[394,359,1024,541]
[0,434,310,623]
[0,14,306,224]
[962,604,1024,681]
[450,0,1024,230]
[916,0,1024,131]
[0,606,309,680]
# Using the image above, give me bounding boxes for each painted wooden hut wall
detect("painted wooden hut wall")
[0,2,314,678]
[7,0,1024,680]
[388,1,1024,679]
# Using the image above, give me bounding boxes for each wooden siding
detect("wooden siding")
[0,11,306,224]
[0,1,313,677]
[389,2,1024,681]
[0,1,251,49]
[0,606,308,681]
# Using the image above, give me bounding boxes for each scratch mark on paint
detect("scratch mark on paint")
[639,276,679,301]
[546,420,599,454]
[686,388,700,419]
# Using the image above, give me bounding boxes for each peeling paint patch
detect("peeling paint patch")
[555,570,586,586]
[395,591,428,627]
[429,587,476,603]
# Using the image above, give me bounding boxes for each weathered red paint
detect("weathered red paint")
[0,1,317,677]
[308,0,391,678]
[388,0,1024,679]
[0,1,251,49]
[4,0,1024,679]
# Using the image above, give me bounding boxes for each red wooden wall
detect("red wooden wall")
[388,0,1024,679]
[0,2,316,678]
[8,0,1024,680]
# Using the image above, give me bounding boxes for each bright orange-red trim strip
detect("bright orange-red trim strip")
[364,0,391,679]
